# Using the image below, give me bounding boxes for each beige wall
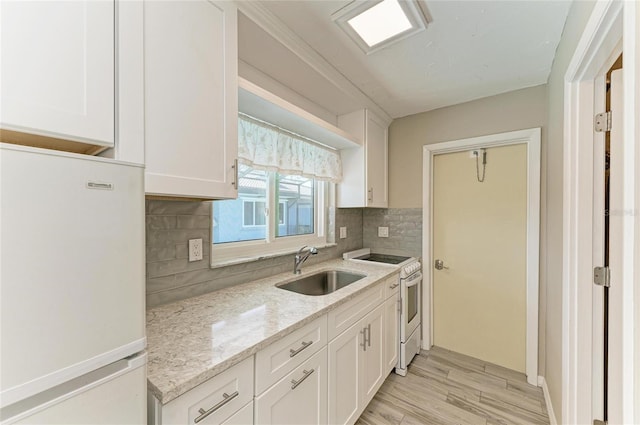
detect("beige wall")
[388,84,547,209]
[387,2,597,422]
[388,84,547,374]
[544,1,596,422]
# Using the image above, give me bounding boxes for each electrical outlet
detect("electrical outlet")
[188,238,203,262]
[339,227,347,239]
[378,227,389,238]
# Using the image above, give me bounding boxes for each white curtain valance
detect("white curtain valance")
[238,116,343,183]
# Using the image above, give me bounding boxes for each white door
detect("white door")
[384,293,400,372]
[255,348,327,425]
[1,1,115,146]
[328,323,362,425]
[360,304,385,405]
[432,144,528,372]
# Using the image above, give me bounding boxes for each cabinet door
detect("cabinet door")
[365,112,388,208]
[336,109,388,208]
[1,1,115,146]
[221,402,253,425]
[144,0,238,199]
[384,293,400,373]
[328,323,364,425]
[360,304,386,406]
[255,347,327,425]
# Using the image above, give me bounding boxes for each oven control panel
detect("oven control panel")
[401,261,422,278]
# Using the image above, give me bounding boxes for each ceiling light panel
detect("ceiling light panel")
[333,0,431,54]
[347,0,412,47]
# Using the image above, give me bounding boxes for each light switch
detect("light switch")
[378,227,389,238]
[339,227,347,239]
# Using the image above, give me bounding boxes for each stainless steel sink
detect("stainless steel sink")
[277,270,366,296]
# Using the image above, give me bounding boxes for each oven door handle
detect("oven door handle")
[404,272,422,287]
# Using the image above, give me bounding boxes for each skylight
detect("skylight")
[333,0,431,54]
[347,0,412,47]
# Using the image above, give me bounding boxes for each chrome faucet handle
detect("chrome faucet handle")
[293,246,318,274]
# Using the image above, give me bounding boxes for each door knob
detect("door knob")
[435,259,449,270]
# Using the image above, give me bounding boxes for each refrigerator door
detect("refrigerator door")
[0,144,145,407]
[1,354,147,424]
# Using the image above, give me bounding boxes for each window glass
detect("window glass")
[213,165,267,243]
[276,174,314,238]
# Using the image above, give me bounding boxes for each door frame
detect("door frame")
[422,127,541,386]
[563,1,639,423]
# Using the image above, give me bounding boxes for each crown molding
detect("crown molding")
[236,1,393,125]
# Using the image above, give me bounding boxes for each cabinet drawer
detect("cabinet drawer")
[161,356,254,425]
[220,401,253,425]
[383,273,400,299]
[255,347,328,425]
[327,282,385,340]
[255,315,327,395]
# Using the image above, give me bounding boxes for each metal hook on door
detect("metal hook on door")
[434,259,449,270]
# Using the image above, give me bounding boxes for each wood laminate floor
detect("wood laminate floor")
[356,347,550,425]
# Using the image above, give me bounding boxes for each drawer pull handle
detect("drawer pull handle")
[291,368,315,390]
[194,391,239,423]
[289,340,313,358]
[367,324,372,347]
[389,283,399,289]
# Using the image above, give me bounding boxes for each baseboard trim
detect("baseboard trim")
[538,376,557,425]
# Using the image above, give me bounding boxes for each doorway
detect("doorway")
[422,128,541,386]
[562,0,639,422]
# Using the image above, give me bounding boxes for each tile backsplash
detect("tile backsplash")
[145,200,363,308]
[145,202,422,308]
[362,208,422,258]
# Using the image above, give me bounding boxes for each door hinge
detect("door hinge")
[594,420,607,425]
[594,266,611,287]
[595,111,612,132]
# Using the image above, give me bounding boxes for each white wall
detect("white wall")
[544,2,596,421]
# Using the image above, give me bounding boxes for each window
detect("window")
[241,200,286,228]
[211,115,341,264]
[212,164,329,263]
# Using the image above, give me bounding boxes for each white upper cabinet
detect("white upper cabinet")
[1,1,115,152]
[337,109,389,208]
[144,0,238,200]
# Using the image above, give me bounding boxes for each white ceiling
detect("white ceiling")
[238,1,572,120]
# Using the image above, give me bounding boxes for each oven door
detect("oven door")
[400,271,422,343]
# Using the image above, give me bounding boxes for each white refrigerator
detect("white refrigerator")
[0,144,147,423]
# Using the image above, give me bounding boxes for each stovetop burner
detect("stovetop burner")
[354,253,411,264]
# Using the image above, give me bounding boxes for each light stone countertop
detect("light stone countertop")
[146,258,401,404]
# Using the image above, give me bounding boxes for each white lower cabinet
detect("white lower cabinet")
[255,347,328,425]
[327,319,362,425]
[149,356,254,425]
[360,304,385,405]
[150,275,400,425]
[221,402,253,425]
[327,303,386,425]
[384,292,400,372]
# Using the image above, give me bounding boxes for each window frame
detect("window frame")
[211,169,332,265]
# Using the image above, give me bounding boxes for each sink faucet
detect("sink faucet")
[294,246,318,274]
